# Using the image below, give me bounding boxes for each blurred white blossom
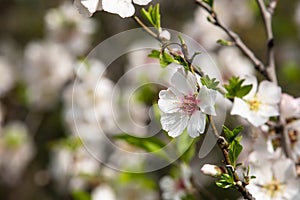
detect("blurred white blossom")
[23,41,74,110]
[92,184,117,200]
[0,57,15,96]
[0,122,34,185]
[280,93,300,120]
[159,164,193,200]
[247,156,300,200]
[45,2,96,55]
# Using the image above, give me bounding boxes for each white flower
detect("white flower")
[0,122,34,185]
[201,164,223,177]
[247,157,300,200]
[92,185,116,200]
[158,68,217,138]
[45,2,96,55]
[159,164,193,200]
[231,75,281,127]
[0,57,15,96]
[280,93,300,120]
[74,0,152,18]
[23,41,74,110]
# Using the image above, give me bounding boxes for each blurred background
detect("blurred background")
[0,0,300,199]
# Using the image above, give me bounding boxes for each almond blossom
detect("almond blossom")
[74,0,152,18]
[247,156,300,200]
[231,75,281,127]
[158,68,217,138]
[159,164,193,200]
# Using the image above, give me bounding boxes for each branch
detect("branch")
[209,116,256,200]
[195,0,270,81]
[255,0,278,83]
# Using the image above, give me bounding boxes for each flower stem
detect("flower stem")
[209,116,256,200]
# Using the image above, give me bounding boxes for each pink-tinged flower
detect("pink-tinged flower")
[158,68,217,138]
[159,164,193,200]
[231,75,281,127]
[247,157,300,200]
[74,0,152,18]
[280,93,300,120]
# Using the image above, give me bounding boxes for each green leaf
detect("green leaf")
[229,139,243,167]
[148,49,160,59]
[203,0,214,7]
[141,4,161,29]
[223,125,243,143]
[71,190,91,200]
[201,75,220,90]
[113,134,168,159]
[175,130,196,163]
[224,76,252,99]
[160,51,174,67]
[217,39,232,46]
[216,173,235,189]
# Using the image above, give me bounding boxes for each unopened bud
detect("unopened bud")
[201,164,223,177]
[159,30,171,41]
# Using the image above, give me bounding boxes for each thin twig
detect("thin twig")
[255,0,278,83]
[195,0,270,81]
[209,116,255,200]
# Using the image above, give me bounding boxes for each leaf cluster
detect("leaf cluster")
[141,4,161,30]
[201,75,219,90]
[224,77,252,99]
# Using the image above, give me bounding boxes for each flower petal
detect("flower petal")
[258,103,279,117]
[198,86,217,115]
[133,0,152,5]
[187,110,206,137]
[82,0,102,13]
[257,81,281,104]
[231,97,250,118]
[247,111,269,127]
[158,89,180,113]
[102,0,135,18]
[171,68,197,95]
[160,113,188,137]
[242,75,257,100]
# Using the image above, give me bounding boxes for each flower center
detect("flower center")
[263,177,285,198]
[248,97,262,111]
[180,94,199,115]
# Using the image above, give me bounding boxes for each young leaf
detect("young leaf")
[217,39,232,46]
[228,139,243,167]
[148,49,160,59]
[140,4,161,30]
[203,0,214,7]
[201,75,220,90]
[223,125,243,143]
[113,134,165,152]
[71,190,91,200]
[224,77,252,99]
[160,51,174,67]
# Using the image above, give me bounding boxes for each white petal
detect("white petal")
[133,0,152,5]
[231,97,250,118]
[197,86,217,115]
[257,81,281,104]
[102,0,135,18]
[242,75,257,99]
[247,111,269,127]
[273,158,296,181]
[171,68,197,95]
[258,103,279,117]
[160,113,188,137]
[187,110,206,137]
[158,89,180,113]
[80,0,102,14]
